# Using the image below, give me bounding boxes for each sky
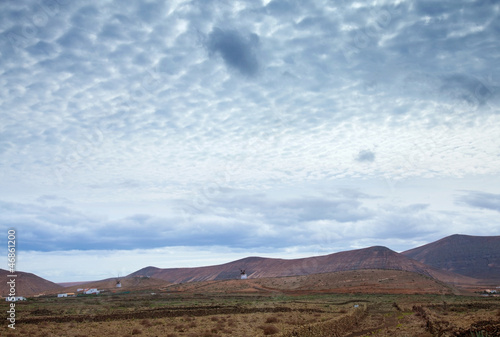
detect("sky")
[0,0,499,283]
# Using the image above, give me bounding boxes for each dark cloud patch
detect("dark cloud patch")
[56,28,94,50]
[415,0,459,16]
[70,5,102,32]
[207,28,260,76]
[456,191,500,212]
[440,74,495,106]
[356,150,375,163]
[99,23,127,41]
[26,41,58,57]
[265,0,300,17]
[136,1,169,22]
[286,198,373,223]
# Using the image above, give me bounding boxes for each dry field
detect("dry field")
[2,270,499,336]
[1,291,500,337]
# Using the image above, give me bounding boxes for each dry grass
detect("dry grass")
[4,292,499,337]
[260,325,280,335]
[140,319,152,327]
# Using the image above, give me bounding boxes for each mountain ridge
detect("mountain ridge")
[402,234,500,281]
[128,244,479,286]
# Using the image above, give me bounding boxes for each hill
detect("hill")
[402,234,500,281]
[129,246,478,286]
[62,276,172,293]
[166,269,458,295]
[0,269,63,297]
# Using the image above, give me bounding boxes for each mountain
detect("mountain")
[129,246,478,285]
[0,269,63,296]
[402,234,500,281]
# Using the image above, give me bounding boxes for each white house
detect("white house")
[57,293,68,298]
[84,288,100,295]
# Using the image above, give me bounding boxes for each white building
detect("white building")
[84,288,100,295]
[57,293,68,298]
[5,297,26,301]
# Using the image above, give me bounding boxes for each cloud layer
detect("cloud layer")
[0,0,499,281]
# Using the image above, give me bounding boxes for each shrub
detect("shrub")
[131,328,142,335]
[266,316,279,323]
[260,325,280,335]
[140,319,152,327]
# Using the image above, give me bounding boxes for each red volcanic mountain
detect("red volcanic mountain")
[129,246,477,285]
[402,234,500,281]
[0,269,63,296]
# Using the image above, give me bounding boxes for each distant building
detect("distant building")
[84,288,100,295]
[240,269,247,280]
[57,293,68,298]
[6,297,26,301]
[77,288,84,292]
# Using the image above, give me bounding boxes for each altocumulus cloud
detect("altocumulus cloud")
[0,0,499,281]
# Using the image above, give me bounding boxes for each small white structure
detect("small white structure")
[116,279,122,288]
[84,288,100,295]
[57,293,68,298]
[6,297,26,301]
[77,288,84,292]
[240,269,247,280]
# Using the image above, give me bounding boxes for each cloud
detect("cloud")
[456,191,500,212]
[18,246,324,283]
[0,189,421,252]
[355,150,375,162]
[206,27,260,76]
[0,0,499,281]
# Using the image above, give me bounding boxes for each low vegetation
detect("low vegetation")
[1,291,499,336]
